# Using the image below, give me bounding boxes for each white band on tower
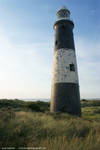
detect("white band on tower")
[52,48,79,83]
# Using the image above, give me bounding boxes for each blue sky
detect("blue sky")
[0,0,100,99]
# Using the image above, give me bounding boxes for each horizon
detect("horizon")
[0,97,100,101]
[0,0,100,99]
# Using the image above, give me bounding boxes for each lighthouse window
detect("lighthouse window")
[70,64,75,71]
[55,41,58,45]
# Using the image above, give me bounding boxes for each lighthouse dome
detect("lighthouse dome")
[57,6,70,20]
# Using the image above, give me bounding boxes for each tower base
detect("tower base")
[50,83,81,117]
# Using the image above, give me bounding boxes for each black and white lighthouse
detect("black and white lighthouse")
[50,7,81,116]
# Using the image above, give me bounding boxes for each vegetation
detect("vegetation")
[0,99,100,149]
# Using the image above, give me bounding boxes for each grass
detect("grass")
[0,99,100,149]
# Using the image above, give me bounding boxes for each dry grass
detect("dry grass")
[0,100,100,149]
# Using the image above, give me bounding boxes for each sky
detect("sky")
[0,0,100,99]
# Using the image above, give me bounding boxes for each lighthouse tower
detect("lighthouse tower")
[50,7,81,116]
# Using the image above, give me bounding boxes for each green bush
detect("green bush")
[25,101,49,112]
[0,99,24,108]
[26,102,41,112]
[0,99,50,112]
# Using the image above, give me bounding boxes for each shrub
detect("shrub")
[0,108,15,122]
[93,108,100,114]
[26,102,41,112]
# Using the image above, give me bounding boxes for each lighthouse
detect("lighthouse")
[50,7,81,116]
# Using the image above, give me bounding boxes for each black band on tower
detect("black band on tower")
[54,20,75,50]
[51,83,81,116]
